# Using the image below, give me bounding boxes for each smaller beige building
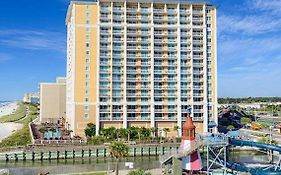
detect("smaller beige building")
[40,77,66,124]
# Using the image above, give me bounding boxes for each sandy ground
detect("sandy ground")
[0,122,23,141]
[0,102,18,117]
[0,102,22,141]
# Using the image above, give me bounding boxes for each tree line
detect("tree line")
[218,97,281,104]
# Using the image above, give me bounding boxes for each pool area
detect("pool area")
[43,128,62,140]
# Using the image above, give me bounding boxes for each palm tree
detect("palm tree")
[150,127,157,138]
[128,169,152,175]
[110,142,129,175]
[163,128,170,138]
[136,127,141,142]
[173,126,180,138]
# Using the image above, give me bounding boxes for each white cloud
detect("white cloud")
[218,14,281,35]
[250,0,281,15]
[0,53,13,62]
[0,29,66,52]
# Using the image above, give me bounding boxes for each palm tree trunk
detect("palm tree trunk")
[115,161,119,175]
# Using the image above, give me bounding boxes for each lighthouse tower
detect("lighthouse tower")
[180,116,203,171]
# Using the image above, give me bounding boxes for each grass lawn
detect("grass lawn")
[0,103,27,123]
[0,104,38,148]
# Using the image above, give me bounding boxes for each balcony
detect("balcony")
[100,117,110,121]
[193,55,203,59]
[113,7,123,12]
[127,109,137,112]
[127,62,136,65]
[112,78,123,81]
[193,40,203,44]
[193,10,203,15]
[193,93,204,97]
[100,108,110,112]
[193,109,204,113]
[112,62,123,66]
[193,86,203,90]
[100,70,110,74]
[140,8,151,13]
[193,18,203,22]
[100,7,110,12]
[100,61,109,65]
[180,9,190,14]
[193,62,204,67]
[193,78,203,82]
[153,9,165,13]
[193,32,203,36]
[100,77,109,81]
[100,93,110,97]
[193,70,204,74]
[100,86,110,89]
[127,7,138,12]
[127,86,136,89]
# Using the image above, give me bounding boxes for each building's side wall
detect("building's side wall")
[73,3,99,136]
[40,84,66,123]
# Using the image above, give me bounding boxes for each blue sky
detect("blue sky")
[0,0,281,100]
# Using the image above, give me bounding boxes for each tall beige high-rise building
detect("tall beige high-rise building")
[65,0,217,137]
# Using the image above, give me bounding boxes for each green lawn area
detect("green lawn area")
[0,103,27,123]
[0,103,38,148]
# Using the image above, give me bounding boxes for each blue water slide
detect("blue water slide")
[229,138,281,153]
[226,138,281,175]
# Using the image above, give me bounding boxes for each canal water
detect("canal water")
[0,151,274,175]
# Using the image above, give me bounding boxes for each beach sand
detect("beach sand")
[0,102,18,117]
[0,122,23,141]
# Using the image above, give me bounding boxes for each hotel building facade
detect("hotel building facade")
[66,0,218,137]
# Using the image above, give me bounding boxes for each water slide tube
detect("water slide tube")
[226,138,281,175]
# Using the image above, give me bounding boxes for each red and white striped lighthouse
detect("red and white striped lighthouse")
[180,116,203,171]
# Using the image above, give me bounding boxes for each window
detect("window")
[208,98,213,102]
[207,24,211,28]
[207,53,212,58]
[86,35,90,40]
[85,105,90,110]
[207,76,212,80]
[85,98,89,102]
[207,61,212,65]
[207,46,212,50]
[85,90,90,94]
[86,20,90,24]
[85,66,90,71]
[208,106,212,110]
[86,12,91,17]
[207,38,212,42]
[207,31,212,35]
[84,113,89,118]
[86,50,90,55]
[208,91,212,95]
[86,58,90,63]
[86,28,91,32]
[86,5,91,10]
[208,68,212,72]
[207,16,211,21]
[206,9,211,13]
[208,82,212,87]
[86,43,90,48]
[86,74,90,78]
[85,82,90,86]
